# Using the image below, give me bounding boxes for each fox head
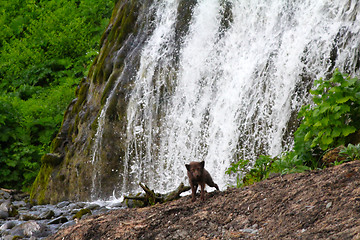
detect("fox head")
[185,161,205,180]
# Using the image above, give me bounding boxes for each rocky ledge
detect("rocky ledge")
[49,160,360,239]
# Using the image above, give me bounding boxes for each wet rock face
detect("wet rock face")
[30,0,156,204]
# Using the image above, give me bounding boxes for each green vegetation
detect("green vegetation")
[0,0,114,191]
[339,144,360,162]
[227,70,360,187]
[73,208,92,220]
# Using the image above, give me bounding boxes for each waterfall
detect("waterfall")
[95,0,360,196]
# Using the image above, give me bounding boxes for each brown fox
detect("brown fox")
[185,161,219,202]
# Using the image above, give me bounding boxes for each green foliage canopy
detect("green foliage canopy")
[0,0,114,190]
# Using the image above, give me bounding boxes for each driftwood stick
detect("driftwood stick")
[164,182,191,202]
[124,182,190,207]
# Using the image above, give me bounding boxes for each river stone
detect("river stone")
[0,221,16,230]
[0,201,11,212]
[56,201,70,208]
[9,220,47,238]
[2,236,15,240]
[73,208,92,220]
[12,200,27,208]
[0,190,11,200]
[20,213,39,221]
[86,203,100,210]
[0,210,9,219]
[48,216,68,224]
[96,207,110,215]
[109,201,126,208]
[39,210,55,219]
[59,220,76,229]
[67,202,86,210]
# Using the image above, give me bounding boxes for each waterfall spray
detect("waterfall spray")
[91,0,360,197]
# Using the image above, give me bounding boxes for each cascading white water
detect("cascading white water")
[107,0,359,195]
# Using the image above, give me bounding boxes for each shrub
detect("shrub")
[0,0,114,190]
[294,69,360,167]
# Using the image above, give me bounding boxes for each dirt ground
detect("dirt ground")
[48,160,360,240]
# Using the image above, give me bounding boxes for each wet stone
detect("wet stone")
[48,216,68,225]
[0,221,16,230]
[9,220,50,238]
[56,201,70,208]
[0,189,124,239]
[0,190,11,200]
[12,201,27,208]
[20,213,40,221]
[67,202,86,210]
[109,201,125,208]
[0,201,11,212]
[0,210,9,219]
[86,203,100,210]
[39,210,55,220]
[59,220,76,230]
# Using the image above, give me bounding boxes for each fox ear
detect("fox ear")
[200,161,205,168]
[185,164,190,171]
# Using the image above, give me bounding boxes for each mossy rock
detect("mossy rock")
[100,67,123,105]
[41,153,63,166]
[93,0,140,85]
[72,82,89,115]
[30,164,54,205]
[125,193,146,208]
[12,236,23,240]
[9,206,18,218]
[73,208,92,220]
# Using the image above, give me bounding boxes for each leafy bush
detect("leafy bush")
[0,0,114,191]
[270,152,311,175]
[0,0,114,92]
[294,69,360,167]
[225,159,250,188]
[0,96,41,190]
[0,79,77,190]
[226,153,311,187]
